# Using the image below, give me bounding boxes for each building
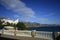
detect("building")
[4,26,15,30]
[1,18,19,30]
[1,18,19,25]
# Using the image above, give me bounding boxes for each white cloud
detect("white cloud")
[14,15,20,19]
[36,18,48,23]
[13,14,30,22]
[0,0,35,18]
[39,18,48,20]
[44,13,54,17]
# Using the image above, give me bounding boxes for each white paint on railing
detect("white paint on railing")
[16,30,31,37]
[0,30,2,33]
[4,30,14,35]
[0,30,53,40]
[35,31,53,40]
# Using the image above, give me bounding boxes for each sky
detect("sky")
[0,0,60,24]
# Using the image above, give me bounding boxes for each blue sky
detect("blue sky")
[0,0,60,24]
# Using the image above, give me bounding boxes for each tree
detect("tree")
[16,22,28,30]
[0,20,4,28]
[6,22,10,26]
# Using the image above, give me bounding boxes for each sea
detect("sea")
[28,26,60,32]
[28,26,60,40]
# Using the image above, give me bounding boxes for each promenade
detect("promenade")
[0,34,48,40]
[0,30,60,40]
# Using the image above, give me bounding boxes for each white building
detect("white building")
[1,18,19,25]
[4,26,15,30]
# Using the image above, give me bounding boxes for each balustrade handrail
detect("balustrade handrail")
[0,29,59,40]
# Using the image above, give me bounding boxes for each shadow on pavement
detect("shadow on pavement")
[56,34,60,40]
[0,37,18,40]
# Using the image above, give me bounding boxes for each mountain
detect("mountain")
[23,22,60,28]
[23,22,41,28]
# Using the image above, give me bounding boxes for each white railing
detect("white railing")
[4,30,14,35]
[16,30,31,37]
[0,30,32,37]
[0,30,54,40]
[36,31,53,40]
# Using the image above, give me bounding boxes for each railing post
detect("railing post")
[14,29,17,36]
[52,32,59,40]
[31,30,36,38]
[2,28,4,35]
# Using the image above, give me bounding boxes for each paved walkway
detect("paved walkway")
[0,34,48,40]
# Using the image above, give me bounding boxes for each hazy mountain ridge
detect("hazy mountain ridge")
[23,22,60,28]
[23,22,41,27]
